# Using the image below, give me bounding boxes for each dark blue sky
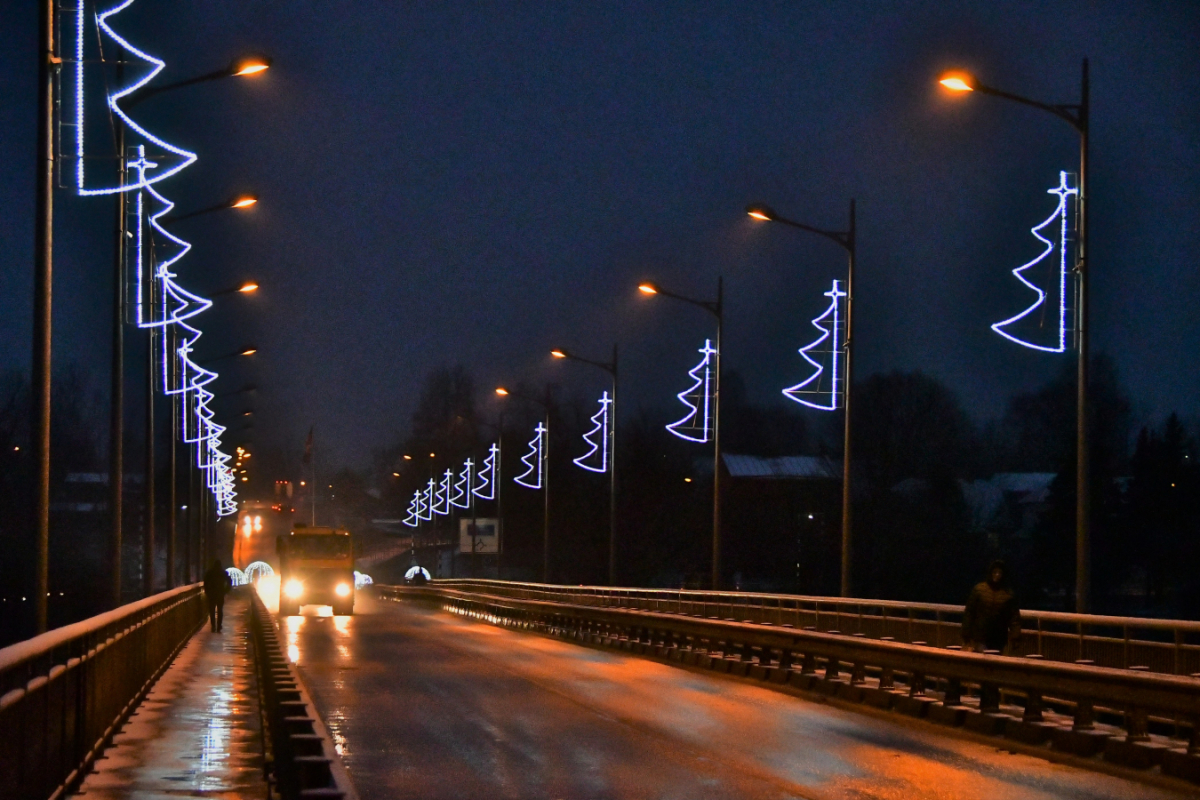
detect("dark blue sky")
[2,1,1198,468]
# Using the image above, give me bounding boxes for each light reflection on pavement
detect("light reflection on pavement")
[73,595,265,799]
[283,590,1189,800]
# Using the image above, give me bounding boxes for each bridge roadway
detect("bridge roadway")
[279,589,1189,800]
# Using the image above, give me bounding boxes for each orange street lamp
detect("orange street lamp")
[938,72,976,93]
[231,56,272,77]
[231,195,258,209]
[637,283,658,295]
[495,387,510,396]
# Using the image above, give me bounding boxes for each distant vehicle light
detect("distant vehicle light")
[335,583,351,598]
[253,515,263,531]
[284,580,304,599]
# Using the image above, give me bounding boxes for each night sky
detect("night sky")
[2,1,1198,471]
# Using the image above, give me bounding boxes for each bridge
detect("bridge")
[4,581,1200,800]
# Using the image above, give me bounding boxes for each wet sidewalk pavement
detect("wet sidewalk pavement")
[73,592,268,799]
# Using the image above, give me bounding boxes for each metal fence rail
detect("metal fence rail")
[383,583,1200,783]
[247,591,357,800]
[432,579,1200,676]
[0,585,205,800]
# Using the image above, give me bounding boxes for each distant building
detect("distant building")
[720,453,842,594]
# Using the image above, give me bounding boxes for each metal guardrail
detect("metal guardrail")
[0,584,205,800]
[431,579,1200,676]
[247,591,357,800]
[382,583,1200,784]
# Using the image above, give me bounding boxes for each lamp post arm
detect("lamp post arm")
[771,215,853,253]
[125,68,231,109]
[974,83,1084,133]
[563,352,616,376]
[655,286,721,318]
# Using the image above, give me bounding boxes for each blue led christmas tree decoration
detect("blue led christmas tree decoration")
[783,280,846,411]
[514,424,547,489]
[431,472,451,516]
[992,171,1078,353]
[70,2,239,516]
[574,392,612,473]
[473,444,499,500]
[403,490,421,528]
[666,340,716,443]
[73,0,198,195]
[451,460,472,509]
[421,480,435,522]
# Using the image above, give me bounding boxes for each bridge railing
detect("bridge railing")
[0,585,205,800]
[383,582,1200,781]
[428,579,1200,676]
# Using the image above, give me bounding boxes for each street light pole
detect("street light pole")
[638,279,723,589]
[31,0,55,633]
[550,344,619,584]
[747,200,857,596]
[939,60,1091,611]
[144,327,155,597]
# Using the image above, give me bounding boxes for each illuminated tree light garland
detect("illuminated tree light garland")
[433,469,453,516]
[451,459,472,509]
[71,3,239,515]
[74,0,198,195]
[573,392,612,473]
[782,280,846,411]
[421,479,436,521]
[666,340,716,443]
[473,443,499,500]
[514,423,547,489]
[403,490,421,528]
[992,171,1078,353]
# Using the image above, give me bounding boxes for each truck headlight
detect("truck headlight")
[335,583,351,598]
[284,580,304,599]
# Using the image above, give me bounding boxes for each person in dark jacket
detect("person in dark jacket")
[203,559,233,632]
[962,560,1021,654]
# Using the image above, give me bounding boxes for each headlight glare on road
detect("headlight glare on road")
[335,583,351,598]
[284,579,304,599]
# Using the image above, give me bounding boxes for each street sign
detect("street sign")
[458,518,499,553]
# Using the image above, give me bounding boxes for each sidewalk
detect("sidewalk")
[73,593,268,799]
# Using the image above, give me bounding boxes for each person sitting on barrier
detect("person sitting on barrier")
[203,559,233,633]
[962,560,1021,655]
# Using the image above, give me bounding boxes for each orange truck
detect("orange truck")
[277,525,355,615]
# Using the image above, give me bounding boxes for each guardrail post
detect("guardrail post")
[1073,699,1095,731]
[943,677,962,706]
[1125,706,1150,743]
[979,682,1000,713]
[1023,690,1044,723]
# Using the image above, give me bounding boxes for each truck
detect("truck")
[277,525,355,616]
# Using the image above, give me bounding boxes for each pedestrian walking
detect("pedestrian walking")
[962,560,1021,654]
[203,559,233,632]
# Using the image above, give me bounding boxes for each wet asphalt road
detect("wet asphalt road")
[282,590,1188,800]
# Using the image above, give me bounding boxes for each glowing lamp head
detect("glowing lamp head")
[550,349,568,359]
[230,195,258,209]
[392,472,400,477]
[240,347,258,356]
[638,283,658,295]
[238,282,259,293]
[939,72,976,93]
[231,56,272,77]
[495,387,510,396]
[403,454,412,460]
[746,204,776,221]
[335,583,352,598]
[284,579,304,599]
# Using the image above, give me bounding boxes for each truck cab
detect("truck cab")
[277,525,355,615]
